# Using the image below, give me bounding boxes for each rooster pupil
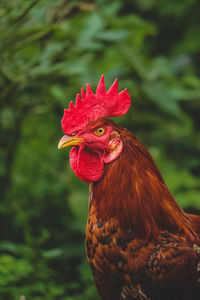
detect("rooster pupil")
[94,127,105,136]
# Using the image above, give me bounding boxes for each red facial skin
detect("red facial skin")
[75,123,113,149]
[69,122,123,183]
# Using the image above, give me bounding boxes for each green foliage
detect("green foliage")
[0,0,199,298]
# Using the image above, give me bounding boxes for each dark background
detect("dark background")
[0,0,200,299]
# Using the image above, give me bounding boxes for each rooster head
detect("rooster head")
[58,75,131,183]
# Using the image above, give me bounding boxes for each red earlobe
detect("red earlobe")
[103,139,123,164]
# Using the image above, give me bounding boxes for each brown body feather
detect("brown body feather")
[85,122,200,300]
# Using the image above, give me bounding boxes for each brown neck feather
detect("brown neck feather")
[91,126,197,241]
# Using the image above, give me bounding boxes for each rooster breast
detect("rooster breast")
[85,205,200,300]
[85,205,154,300]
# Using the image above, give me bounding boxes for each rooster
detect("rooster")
[58,75,200,300]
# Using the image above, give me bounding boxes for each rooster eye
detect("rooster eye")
[94,127,105,136]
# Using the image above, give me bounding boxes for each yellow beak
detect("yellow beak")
[58,135,84,149]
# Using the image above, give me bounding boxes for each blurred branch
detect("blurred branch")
[79,2,96,11]
[13,0,39,24]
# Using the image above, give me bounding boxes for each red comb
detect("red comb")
[61,75,131,135]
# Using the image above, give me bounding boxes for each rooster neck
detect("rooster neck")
[90,129,197,241]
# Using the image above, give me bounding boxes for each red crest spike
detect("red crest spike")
[61,75,131,135]
[86,84,94,96]
[75,94,82,107]
[69,101,74,111]
[107,78,118,97]
[81,88,86,98]
[95,75,106,99]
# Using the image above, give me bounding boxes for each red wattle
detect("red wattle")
[70,146,104,183]
[70,147,88,182]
